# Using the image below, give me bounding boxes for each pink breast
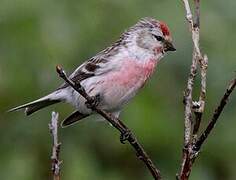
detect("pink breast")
[98,59,157,109]
[108,59,157,88]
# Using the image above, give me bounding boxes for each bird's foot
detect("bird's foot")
[120,130,131,144]
[85,94,100,109]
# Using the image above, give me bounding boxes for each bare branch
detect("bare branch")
[179,1,202,178]
[182,57,197,146]
[193,0,200,28]
[182,0,194,25]
[178,0,205,179]
[181,0,204,147]
[56,65,162,180]
[194,77,236,151]
[49,111,62,180]
[177,77,236,180]
[178,0,236,179]
[193,55,208,136]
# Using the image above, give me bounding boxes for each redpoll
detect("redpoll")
[9,17,176,127]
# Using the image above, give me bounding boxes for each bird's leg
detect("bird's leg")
[120,129,132,144]
[85,94,100,109]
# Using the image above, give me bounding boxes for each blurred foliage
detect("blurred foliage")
[0,0,236,179]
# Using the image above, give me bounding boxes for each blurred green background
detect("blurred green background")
[0,0,235,179]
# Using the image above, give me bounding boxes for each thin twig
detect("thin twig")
[178,0,204,179]
[177,77,236,180]
[194,78,236,151]
[191,0,206,138]
[193,0,200,28]
[49,111,62,180]
[193,55,208,136]
[56,65,162,180]
[178,1,201,179]
[178,0,236,179]
[182,0,194,25]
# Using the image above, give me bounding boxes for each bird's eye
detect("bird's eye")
[153,35,164,41]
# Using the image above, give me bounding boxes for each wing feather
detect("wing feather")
[57,41,121,90]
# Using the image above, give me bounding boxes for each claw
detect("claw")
[120,130,131,144]
[85,94,100,109]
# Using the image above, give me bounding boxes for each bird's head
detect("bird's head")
[125,17,176,58]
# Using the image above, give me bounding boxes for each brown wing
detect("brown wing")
[57,56,108,90]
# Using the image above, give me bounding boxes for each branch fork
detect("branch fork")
[178,0,236,179]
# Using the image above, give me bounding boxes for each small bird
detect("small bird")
[9,17,176,127]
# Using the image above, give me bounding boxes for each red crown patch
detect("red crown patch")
[159,21,170,36]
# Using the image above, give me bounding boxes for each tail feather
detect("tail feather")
[25,99,60,115]
[8,94,61,115]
